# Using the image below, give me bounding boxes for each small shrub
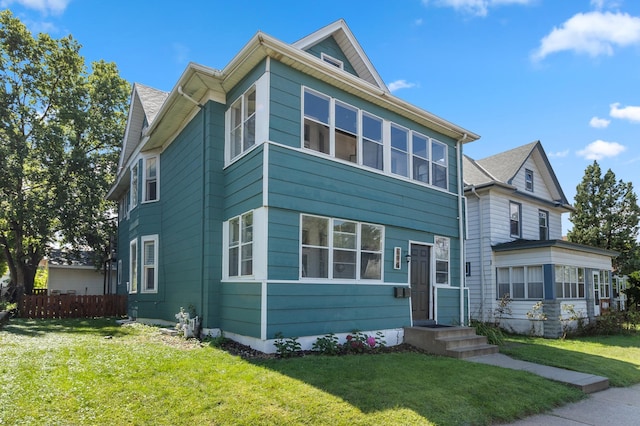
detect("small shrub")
[561,304,587,338]
[206,331,230,348]
[312,333,340,355]
[494,294,512,327]
[274,332,301,358]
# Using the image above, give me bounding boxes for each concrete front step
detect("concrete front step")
[404,326,499,359]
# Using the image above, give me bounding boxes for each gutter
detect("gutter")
[457,134,468,325]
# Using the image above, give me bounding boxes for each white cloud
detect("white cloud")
[548,149,570,158]
[421,0,534,17]
[0,0,71,15]
[590,0,622,10]
[388,79,417,92]
[577,140,626,160]
[532,11,640,61]
[589,116,611,128]
[610,102,640,122]
[415,18,424,26]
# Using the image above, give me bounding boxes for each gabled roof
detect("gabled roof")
[118,83,169,172]
[292,19,388,93]
[108,20,480,200]
[464,140,571,208]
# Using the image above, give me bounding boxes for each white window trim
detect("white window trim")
[129,239,138,294]
[141,234,159,294]
[301,86,451,192]
[321,52,344,69]
[554,265,586,299]
[434,236,450,286]
[224,210,262,280]
[224,74,269,167]
[130,162,139,210]
[142,155,160,204]
[509,201,521,238]
[299,214,385,282]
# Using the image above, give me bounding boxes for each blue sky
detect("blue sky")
[4,0,640,233]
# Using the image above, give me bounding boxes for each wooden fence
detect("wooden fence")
[19,294,127,319]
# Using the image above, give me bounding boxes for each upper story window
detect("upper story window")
[229,85,256,160]
[509,202,521,238]
[143,156,159,202]
[228,211,253,277]
[130,163,138,210]
[301,214,383,280]
[539,210,549,240]
[321,53,344,69]
[302,87,450,190]
[525,169,534,192]
[119,191,129,221]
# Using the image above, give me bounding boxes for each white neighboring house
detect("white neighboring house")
[47,250,116,296]
[464,141,618,337]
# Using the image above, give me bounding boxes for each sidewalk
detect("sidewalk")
[466,353,640,425]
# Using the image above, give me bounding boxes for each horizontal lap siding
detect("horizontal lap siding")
[132,113,206,321]
[220,282,262,338]
[224,146,264,218]
[437,287,463,325]
[268,145,459,235]
[267,283,410,338]
[304,36,358,76]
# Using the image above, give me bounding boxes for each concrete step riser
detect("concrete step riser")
[404,326,499,359]
[439,336,488,349]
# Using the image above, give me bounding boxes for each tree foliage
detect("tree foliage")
[568,161,640,274]
[0,11,129,298]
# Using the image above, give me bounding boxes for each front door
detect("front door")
[410,244,432,324]
[592,271,601,316]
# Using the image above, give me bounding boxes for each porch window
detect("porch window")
[555,265,585,299]
[301,214,383,280]
[229,85,256,160]
[391,124,409,177]
[141,235,158,293]
[228,212,253,277]
[434,236,449,285]
[334,101,358,163]
[303,89,330,155]
[509,202,521,238]
[539,210,549,240]
[431,140,448,189]
[496,265,544,299]
[129,239,137,294]
[362,112,383,170]
[143,156,158,202]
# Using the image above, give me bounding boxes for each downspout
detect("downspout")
[470,185,485,322]
[457,134,468,325]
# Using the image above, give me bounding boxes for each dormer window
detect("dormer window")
[525,169,534,192]
[321,53,344,69]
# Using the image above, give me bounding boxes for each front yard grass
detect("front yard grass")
[502,332,640,387]
[0,318,584,425]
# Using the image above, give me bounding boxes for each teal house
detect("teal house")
[107,20,480,351]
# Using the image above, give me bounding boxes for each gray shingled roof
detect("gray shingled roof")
[136,83,169,125]
[474,140,538,185]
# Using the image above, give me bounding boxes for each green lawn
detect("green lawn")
[502,332,640,387]
[0,319,583,425]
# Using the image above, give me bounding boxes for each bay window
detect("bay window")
[301,215,383,280]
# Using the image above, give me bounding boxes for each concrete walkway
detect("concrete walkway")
[466,353,640,425]
[467,353,609,393]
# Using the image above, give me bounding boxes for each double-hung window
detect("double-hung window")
[412,133,429,183]
[228,212,253,277]
[539,210,549,240]
[362,113,383,170]
[431,140,448,189]
[303,89,330,155]
[229,86,256,160]
[301,215,383,280]
[129,239,138,294]
[525,169,534,192]
[391,124,409,177]
[144,156,158,202]
[334,101,358,163]
[510,202,521,238]
[141,235,158,293]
